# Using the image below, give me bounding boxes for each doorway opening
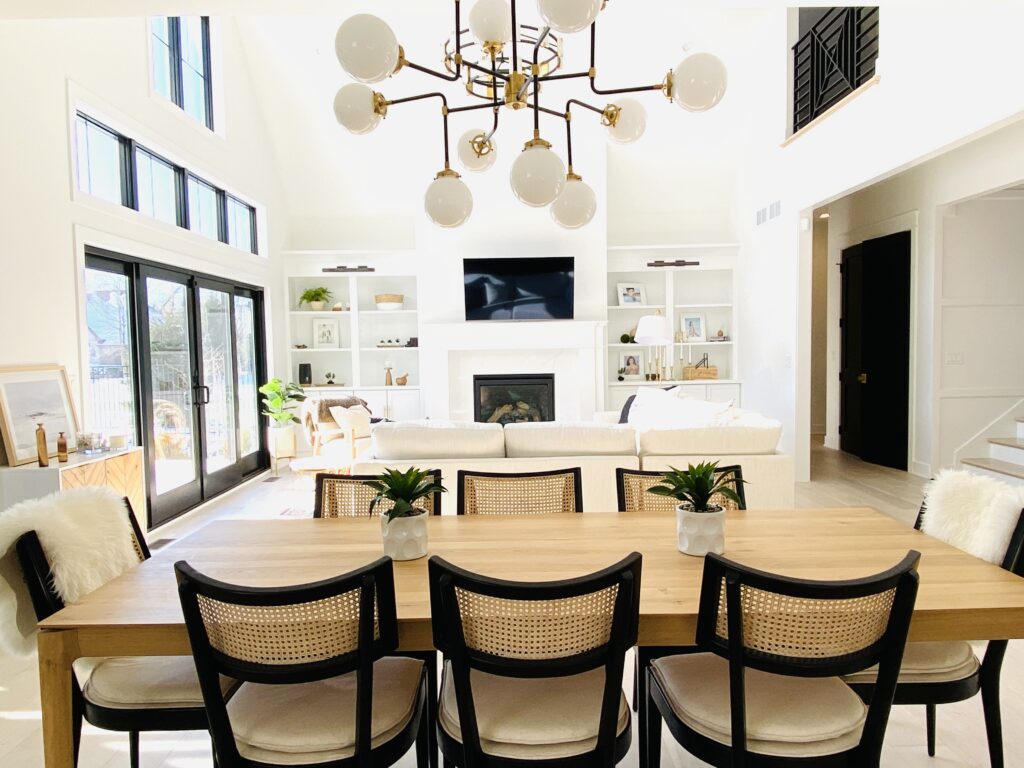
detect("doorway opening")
[839,231,912,470]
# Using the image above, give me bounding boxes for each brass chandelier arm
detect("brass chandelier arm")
[385,92,453,168]
[587,22,669,97]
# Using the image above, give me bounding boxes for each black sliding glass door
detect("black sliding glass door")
[86,248,267,528]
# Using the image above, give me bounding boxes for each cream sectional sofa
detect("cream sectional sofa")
[352,417,793,514]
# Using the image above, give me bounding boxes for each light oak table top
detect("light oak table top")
[41,508,1024,647]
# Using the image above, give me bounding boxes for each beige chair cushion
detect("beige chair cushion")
[844,641,980,684]
[438,661,628,760]
[329,405,372,440]
[228,656,423,764]
[651,653,865,758]
[73,656,228,710]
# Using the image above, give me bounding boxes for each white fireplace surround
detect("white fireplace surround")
[419,321,608,422]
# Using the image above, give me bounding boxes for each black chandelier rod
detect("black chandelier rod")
[588,22,666,96]
[531,25,551,133]
[386,92,452,168]
[511,0,519,71]
[564,99,605,172]
[447,101,500,114]
[402,1,463,83]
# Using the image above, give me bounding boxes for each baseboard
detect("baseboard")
[823,434,840,451]
[910,460,931,479]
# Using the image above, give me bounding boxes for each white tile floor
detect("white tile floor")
[2,449,1021,767]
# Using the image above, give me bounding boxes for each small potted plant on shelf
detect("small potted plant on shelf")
[368,468,447,561]
[324,371,337,385]
[259,379,307,461]
[299,287,332,311]
[648,461,744,557]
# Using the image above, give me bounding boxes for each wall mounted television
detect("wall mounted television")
[463,257,575,321]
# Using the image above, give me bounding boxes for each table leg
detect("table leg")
[38,630,78,768]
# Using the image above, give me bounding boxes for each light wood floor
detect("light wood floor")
[1,445,1019,768]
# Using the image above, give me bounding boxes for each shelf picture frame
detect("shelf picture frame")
[0,364,80,466]
[312,318,341,350]
[616,283,647,306]
[618,350,644,380]
[680,312,707,343]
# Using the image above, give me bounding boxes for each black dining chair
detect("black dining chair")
[845,501,1024,766]
[428,552,642,767]
[456,467,584,515]
[645,550,921,768]
[16,497,218,768]
[315,471,444,518]
[175,555,430,768]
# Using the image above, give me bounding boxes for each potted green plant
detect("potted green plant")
[368,467,447,561]
[299,286,332,311]
[648,461,744,556]
[259,379,306,461]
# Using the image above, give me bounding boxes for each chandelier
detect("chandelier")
[332,0,727,229]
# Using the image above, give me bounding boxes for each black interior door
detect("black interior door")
[840,231,911,470]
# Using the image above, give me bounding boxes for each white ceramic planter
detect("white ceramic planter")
[308,301,326,311]
[676,504,725,557]
[268,426,296,459]
[381,511,429,561]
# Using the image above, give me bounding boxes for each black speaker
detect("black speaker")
[298,363,312,386]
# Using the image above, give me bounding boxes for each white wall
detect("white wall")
[810,216,828,435]
[824,122,1024,473]
[735,3,1024,481]
[0,16,288,419]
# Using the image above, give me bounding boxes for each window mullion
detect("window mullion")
[169,17,184,109]
[201,17,214,130]
[217,189,228,244]
[249,206,258,255]
[122,137,137,210]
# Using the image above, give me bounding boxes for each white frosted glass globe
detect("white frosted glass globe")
[424,174,473,228]
[469,0,513,45]
[537,0,602,34]
[457,129,498,172]
[510,144,566,207]
[606,98,646,144]
[672,52,728,112]
[335,14,400,84]
[550,177,597,229]
[333,83,382,134]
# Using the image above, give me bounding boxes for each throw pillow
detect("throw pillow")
[328,405,372,439]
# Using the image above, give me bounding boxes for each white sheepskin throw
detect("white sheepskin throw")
[921,470,1024,565]
[0,486,139,657]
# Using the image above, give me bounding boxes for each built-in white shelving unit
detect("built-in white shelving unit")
[605,243,740,412]
[284,255,424,420]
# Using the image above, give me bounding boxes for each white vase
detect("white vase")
[381,511,428,561]
[308,301,325,311]
[676,504,725,557]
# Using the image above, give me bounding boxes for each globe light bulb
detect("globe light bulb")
[457,129,498,172]
[550,175,597,229]
[335,14,400,84]
[333,83,383,134]
[603,98,647,144]
[469,0,513,47]
[509,140,566,207]
[424,171,473,228]
[671,52,728,112]
[537,0,602,34]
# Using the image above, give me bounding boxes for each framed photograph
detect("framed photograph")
[616,283,647,306]
[680,312,707,343]
[0,365,80,466]
[618,350,644,380]
[312,318,341,349]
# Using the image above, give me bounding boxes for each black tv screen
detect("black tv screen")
[463,257,575,321]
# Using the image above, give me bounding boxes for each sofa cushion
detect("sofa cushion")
[371,420,505,460]
[504,422,637,458]
[628,387,733,430]
[639,423,782,456]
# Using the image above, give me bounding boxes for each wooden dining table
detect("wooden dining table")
[37,507,1024,767]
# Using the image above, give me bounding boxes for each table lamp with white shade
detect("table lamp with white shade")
[634,312,673,380]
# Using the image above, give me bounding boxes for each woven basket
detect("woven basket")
[682,365,719,380]
[375,293,404,304]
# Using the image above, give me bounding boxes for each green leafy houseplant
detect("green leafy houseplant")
[368,467,447,522]
[259,379,307,427]
[299,286,332,305]
[648,461,743,512]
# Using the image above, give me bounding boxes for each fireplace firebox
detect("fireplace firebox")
[473,374,555,424]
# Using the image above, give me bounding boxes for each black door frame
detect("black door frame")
[84,246,268,528]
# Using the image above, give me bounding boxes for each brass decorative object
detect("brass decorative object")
[57,432,68,463]
[36,423,49,467]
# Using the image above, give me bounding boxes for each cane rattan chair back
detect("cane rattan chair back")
[687,551,920,762]
[315,471,442,518]
[429,553,642,765]
[616,467,746,513]
[456,467,583,515]
[176,557,407,767]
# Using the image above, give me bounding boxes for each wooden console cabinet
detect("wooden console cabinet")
[0,448,145,518]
